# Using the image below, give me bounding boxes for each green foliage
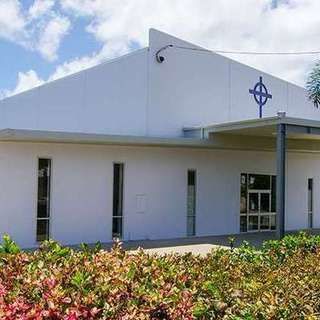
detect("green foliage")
[70,271,91,293]
[306,60,320,108]
[0,233,320,319]
[233,240,264,265]
[80,241,103,255]
[262,231,320,262]
[228,236,236,251]
[0,234,20,254]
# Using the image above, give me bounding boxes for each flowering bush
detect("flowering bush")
[0,233,320,319]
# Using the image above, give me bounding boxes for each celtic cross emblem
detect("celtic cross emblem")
[249,76,272,118]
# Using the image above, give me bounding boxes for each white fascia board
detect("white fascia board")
[0,128,216,149]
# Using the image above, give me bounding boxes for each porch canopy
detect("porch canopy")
[204,113,320,239]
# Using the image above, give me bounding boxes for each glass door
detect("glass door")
[248,191,259,231]
[241,174,276,232]
[248,191,273,231]
[260,192,272,230]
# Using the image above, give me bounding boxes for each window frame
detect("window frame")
[308,177,314,229]
[187,169,197,237]
[112,162,125,239]
[36,157,52,243]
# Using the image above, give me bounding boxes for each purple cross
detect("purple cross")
[249,76,272,118]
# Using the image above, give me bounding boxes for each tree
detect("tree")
[306,60,320,108]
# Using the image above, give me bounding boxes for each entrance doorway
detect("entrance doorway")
[240,173,276,232]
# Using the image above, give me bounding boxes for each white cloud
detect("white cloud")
[3,70,44,98]
[60,0,320,86]
[0,0,70,61]
[37,15,70,61]
[0,0,26,42]
[29,0,55,19]
[4,0,320,98]
[49,53,101,81]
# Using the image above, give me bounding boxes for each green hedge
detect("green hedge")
[1,232,320,319]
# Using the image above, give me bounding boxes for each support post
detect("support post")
[276,123,286,239]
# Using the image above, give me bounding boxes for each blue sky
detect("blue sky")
[0,0,319,98]
[0,19,99,90]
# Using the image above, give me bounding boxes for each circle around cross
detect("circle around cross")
[249,76,272,118]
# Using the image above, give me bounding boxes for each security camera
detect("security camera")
[156,55,165,63]
[155,45,173,63]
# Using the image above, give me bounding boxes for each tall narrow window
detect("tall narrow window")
[37,159,51,242]
[113,163,124,238]
[308,178,313,229]
[187,170,196,236]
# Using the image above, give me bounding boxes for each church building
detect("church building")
[0,29,319,248]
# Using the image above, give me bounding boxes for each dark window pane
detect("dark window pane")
[37,202,48,218]
[249,193,259,213]
[240,174,247,213]
[113,164,123,218]
[37,159,51,241]
[248,174,270,190]
[240,216,247,232]
[37,159,51,218]
[187,171,196,215]
[260,193,270,213]
[37,219,49,242]
[260,215,270,230]
[187,170,196,236]
[248,216,259,231]
[240,196,247,214]
[271,176,276,212]
[112,217,122,238]
[309,213,313,229]
[308,178,313,211]
[270,215,276,230]
[187,216,196,236]
[308,178,313,229]
[187,185,196,216]
[188,170,196,186]
[113,164,124,238]
[241,174,247,186]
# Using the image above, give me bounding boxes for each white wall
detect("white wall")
[147,29,317,137]
[286,153,320,230]
[0,141,318,248]
[0,49,149,135]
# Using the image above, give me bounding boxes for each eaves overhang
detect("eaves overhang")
[0,128,216,149]
[203,115,320,140]
[3,114,320,153]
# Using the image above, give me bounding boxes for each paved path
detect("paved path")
[132,243,228,256]
[82,229,320,256]
[102,231,278,255]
